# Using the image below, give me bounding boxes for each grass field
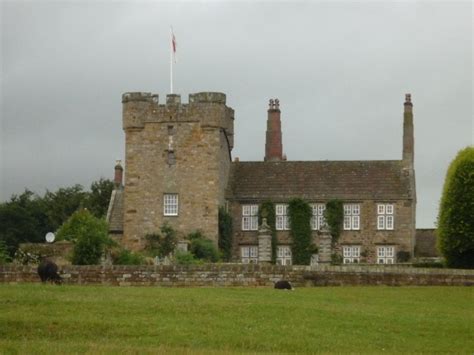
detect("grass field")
[0,285,472,354]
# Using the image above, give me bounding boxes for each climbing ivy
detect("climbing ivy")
[258,201,277,263]
[218,207,233,262]
[288,198,313,265]
[324,199,344,243]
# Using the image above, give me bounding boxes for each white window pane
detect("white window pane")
[242,205,250,216]
[251,205,258,216]
[387,258,393,264]
[386,204,394,215]
[242,217,249,230]
[250,216,258,230]
[311,204,317,215]
[352,204,360,215]
[386,215,394,230]
[276,204,284,215]
[318,216,325,230]
[311,216,317,230]
[343,247,350,257]
[241,247,249,257]
[378,216,385,230]
[378,204,385,214]
[344,205,352,215]
[352,216,360,230]
[378,248,385,257]
[387,247,394,257]
[276,216,283,230]
[318,204,325,215]
[343,216,351,230]
[250,247,258,257]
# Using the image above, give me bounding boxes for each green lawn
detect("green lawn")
[0,285,472,354]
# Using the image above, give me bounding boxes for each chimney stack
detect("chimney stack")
[403,93,414,168]
[114,160,124,188]
[264,98,283,161]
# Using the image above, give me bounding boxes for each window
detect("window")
[276,204,289,230]
[242,205,258,231]
[343,204,360,230]
[377,246,395,264]
[377,204,394,230]
[343,246,360,264]
[241,246,258,263]
[311,204,326,230]
[276,246,292,265]
[163,194,178,216]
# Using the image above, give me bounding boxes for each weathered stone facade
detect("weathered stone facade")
[108,92,417,264]
[120,92,234,250]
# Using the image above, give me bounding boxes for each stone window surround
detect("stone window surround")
[377,203,395,230]
[163,193,178,216]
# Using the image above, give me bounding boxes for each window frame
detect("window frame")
[377,246,395,264]
[343,245,360,264]
[377,203,395,230]
[343,204,361,231]
[311,203,326,230]
[275,204,290,231]
[276,245,292,266]
[241,246,259,264]
[242,204,259,231]
[163,193,179,216]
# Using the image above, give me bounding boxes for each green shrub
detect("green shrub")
[0,240,11,265]
[412,261,445,268]
[218,207,233,261]
[288,198,313,265]
[174,251,202,265]
[56,209,112,265]
[259,201,277,264]
[397,251,411,263]
[324,199,344,242]
[144,223,177,258]
[189,231,220,262]
[112,249,145,265]
[437,146,474,269]
[331,253,343,265]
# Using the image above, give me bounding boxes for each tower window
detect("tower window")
[163,194,178,216]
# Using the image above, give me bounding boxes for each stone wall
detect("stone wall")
[1,264,472,287]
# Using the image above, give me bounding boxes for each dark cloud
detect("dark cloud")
[1,1,472,228]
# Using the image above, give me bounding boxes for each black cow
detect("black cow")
[274,280,293,290]
[37,259,62,285]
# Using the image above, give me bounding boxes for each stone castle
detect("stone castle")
[107,91,417,265]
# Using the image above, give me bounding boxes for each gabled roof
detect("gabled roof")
[106,189,124,233]
[227,160,413,201]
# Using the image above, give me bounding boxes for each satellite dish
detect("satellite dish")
[45,232,55,243]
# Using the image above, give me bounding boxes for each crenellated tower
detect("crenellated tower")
[122,92,234,250]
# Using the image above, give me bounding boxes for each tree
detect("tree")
[437,146,474,269]
[56,209,112,265]
[43,185,87,231]
[288,198,313,265]
[0,190,50,256]
[218,207,233,261]
[85,178,114,218]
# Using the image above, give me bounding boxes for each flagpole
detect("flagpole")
[170,27,173,94]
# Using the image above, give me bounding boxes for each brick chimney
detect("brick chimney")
[264,98,283,161]
[403,93,414,168]
[114,160,123,188]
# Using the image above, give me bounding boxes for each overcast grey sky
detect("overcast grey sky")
[1,0,472,227]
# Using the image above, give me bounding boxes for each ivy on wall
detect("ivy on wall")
[218,207,233,262]
[324,199,344,243]
[259,201,277,264]
[288,198,313,265]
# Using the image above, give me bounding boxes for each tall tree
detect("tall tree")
[437,146,474,269]
[85,178,114,218]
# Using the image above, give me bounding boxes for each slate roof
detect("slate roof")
[227,160,413,201]
[106,189,124,233]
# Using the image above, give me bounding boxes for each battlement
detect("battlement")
[122,91,234,132]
